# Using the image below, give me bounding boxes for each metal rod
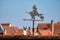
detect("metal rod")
[23,19,43,21]
[32,20,34,35]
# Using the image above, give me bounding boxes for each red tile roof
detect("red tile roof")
[0,22,60,37]
[37,22,60,35]
[1,23,10,26]
[39,29,52,36]
[0,23,23,36]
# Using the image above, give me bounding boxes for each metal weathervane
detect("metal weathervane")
[23,5,44,35]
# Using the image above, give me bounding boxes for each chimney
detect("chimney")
[51,20,54,34]
[23,27,27,35]
[9,24,12,27]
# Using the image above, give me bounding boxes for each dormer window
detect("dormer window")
[0,25,4,34]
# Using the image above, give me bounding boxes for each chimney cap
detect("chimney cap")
[51,20,53,23]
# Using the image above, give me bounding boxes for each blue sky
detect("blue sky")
[0,0,60,29]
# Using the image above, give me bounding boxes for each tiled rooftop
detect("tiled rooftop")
[0,22,60,37]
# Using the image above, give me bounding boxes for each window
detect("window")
[43,28,48,30]
[58,32,60,34]
[40,27,48,30]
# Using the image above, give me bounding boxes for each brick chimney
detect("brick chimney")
[51,20,54,34]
